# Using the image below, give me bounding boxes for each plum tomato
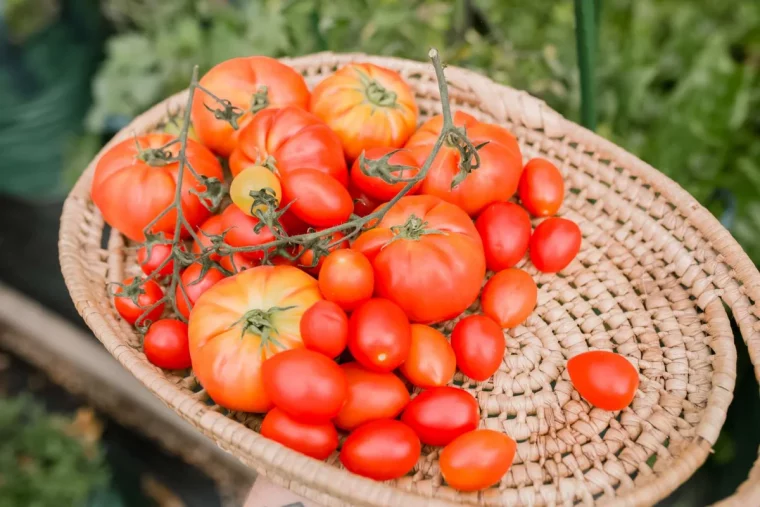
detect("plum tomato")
[399,325,456,388]
[567,350,639,411]
[450,315,504,381]
[400,387,479,446]
[475,202,531,271]
[440,429,516,491]
[339,419,421,481]
[334,362,410,431]
[480,268,537,329]
[518,158,564,217]
[260,408,338,460]
[530,217,582,273]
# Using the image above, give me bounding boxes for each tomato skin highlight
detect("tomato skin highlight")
[475,202,532,271]
[400,387,479,446]
[281,169,354,227]
[348,299,412,373]
[518,158,565,217]
[300,301,349,359]
[350,147,421,201]
[175,263,226,319]
[451,315,505,381]
[567,350,639,410]
[481,268,537,329]
[260,408,338,460]
[339,419,421,481]
[113,278,165,325]
[530,217,582,273]
[318,250,374,311]
[334,362,410,431]
[440,429,516,491]
[399,325,456,388]
[144,319,191,370]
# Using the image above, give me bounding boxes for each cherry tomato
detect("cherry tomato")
[113,278,164,325]
[400,387,479,446]
[296,230,348,275]
[475,202,532,271]
[175,263,226,319]
[348,299,411,373]
[530,217,582,273]
[281,169,354,227]
[262,348,348,423]
[480,268,537,328]
[339,420,421,481]
[221,204,276,260]
[451,315,504,381]
[230,165,282,216]
[350,147,422,202]
[300,301,349,358]
[136,242,176,277]
[518,158,564,217]
[260,408,338,460]
[143,319,191,370]
[440,430,516,491]
[192,214,226,261]
[219,251,257,274]
[348,181,382,218]
[567,350,639,410]
[318,250,374,311]
[335,362,410,431]
[399,325,456,388]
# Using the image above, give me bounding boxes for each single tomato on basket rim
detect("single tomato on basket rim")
[339,419,421,481]
[399,324,456,388]
[567,350,639,411]
[440,429,516,491]
[143,319,191,370]
[518,158,565,217]
[260,408,338,460]
[400,387,479,446]
[530,217,582,273]
[334,362,410,431]
[113,277,165,326]
[475,201,532,271]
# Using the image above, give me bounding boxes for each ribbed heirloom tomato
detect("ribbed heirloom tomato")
[350,147,422,202]
[188,266,322,412]
[335,362,410,431]
[567,350,639,410]
[401,387,479,446]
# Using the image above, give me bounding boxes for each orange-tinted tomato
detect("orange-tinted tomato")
[567,350,639,410]
[260,408,338,460]
[518,158,565,217]
[230,165,282,216]
[219,251,257,274]
[143,319,191,370]
[175,263,226,319]
[300,300,349,358]
[348,181,382,218]
[296,230,348,275]
[440,430,516,491]
[400,387,479,447]
[399,325,456,388]
[220,205,276,260]
[192,214,226,261]
[350,147,422,202]
[113,278,165,326]
[349,227,393,264]
[137,242,175,277]
[339,420,421,481]
[530,217,582,273]
[318,250,374,311]
[475,202,532,271]
[348,298,411,373]
[480,268,537,328]
[451,315,505,381]
[335,362,410,431]
[281,169,354,227]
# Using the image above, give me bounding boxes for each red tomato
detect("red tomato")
[91,134,223,241]
[192,214,226,261]
[440,430,516,491]
[113,278,165,325]
[219,251,257,274]
[262,348,348,423]
[567,350,639,410]
[137,242,175,277]
[335,362,410,431]
[143,319,191,369]
[348,181,382,218]
[296,230,348,275]
[481,268,537,328]
[518,158,565,217]
[175,263,226,319]
[281,169,354,227]
[350,147,421,201]
[300,301,349,358]
[339,420,421,481]
[475,202,532,271]
[405,111,523,216]
[229,106,348,186]
[191,57,310,157]
[260,408,338,460]
[318,250,374,311]
[348,298,411,373]
[220,205,276,260]
[451,315,504,381]
[353,195,486,323]
[399,325,456,388]
[310,63,418,161]
[349,228,393,264]
[530,217,582,273]
[400,387,479,446]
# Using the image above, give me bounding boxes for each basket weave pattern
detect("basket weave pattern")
[59,53,760,506]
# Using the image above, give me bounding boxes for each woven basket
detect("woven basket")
[59,52,760,506]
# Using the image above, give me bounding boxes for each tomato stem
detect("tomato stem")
[250,86,270,114]
[231,306,295,351]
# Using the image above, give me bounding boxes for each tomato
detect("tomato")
[440,430,516,491]
[137,242,175,277]
[318,250,374,311]
[451,315,504,381]
[143,319,191,370]
[113,278,165,325]
[281,169,354,227]
[230,165,282,217]
[220,205,276,260]
[530,217,582,273]
[300,301,349,358]
[188,266,322,412]
[350,147,422,202]
[518,158,565,217]
[219,251,257,274]
[348,181,381,218]
[480,268,537,329]
[262,348,348,423]
[191,57,310,157]
[260,408,338,460]
[229,106,348,186]
[405,111,523,216]
[353,195,486,323]
[348,299,411,373]
[192,214,226,261]
[567,350,639,410]
[91,134,223,242]
[475,202,532,271]
[334,362,410,431]
[175,263,226,319]
[296,230,348,275]
[349,228,393,264]
[310,63,418,161]
[339,420,420,481]
[399,325,456,388]
[400,387,479,446]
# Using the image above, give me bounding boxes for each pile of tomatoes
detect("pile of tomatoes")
[97,54,640,491]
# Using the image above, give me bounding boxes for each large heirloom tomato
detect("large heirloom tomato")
[188,266,322,412]
[191,56,309,157]
[310,63,418,161]
[405,111,523,216]
[229,107,348,186]
[353,195,486,323]
[91,134,223,242]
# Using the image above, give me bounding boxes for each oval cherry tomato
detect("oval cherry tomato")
[399,325,456,388]
[440,430,516,491]
[192,214,226,261]
[335,362,410,431]
[260,408,338,460]
[400,387,479,446]
[296,230,348,275]
[348,180,382,218]
[281,169,354,227]
[137,242,176,277]
[318,250,374,311]
[480,268,537,328]
[144,319,191,370]
[175,263,226,319]
[567,350,639,410]
[348,299,411,373]
[230,165,282,216]
[475,202,531,271]
[339,420,421,481]
[518,158,564,217]
[113,278,165,325]
[262,348,348,423]
[350,147,422,201]
[451,315,504,381]
[300,301,349,358]
[530,217,582,273]
[221,204,276,260]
